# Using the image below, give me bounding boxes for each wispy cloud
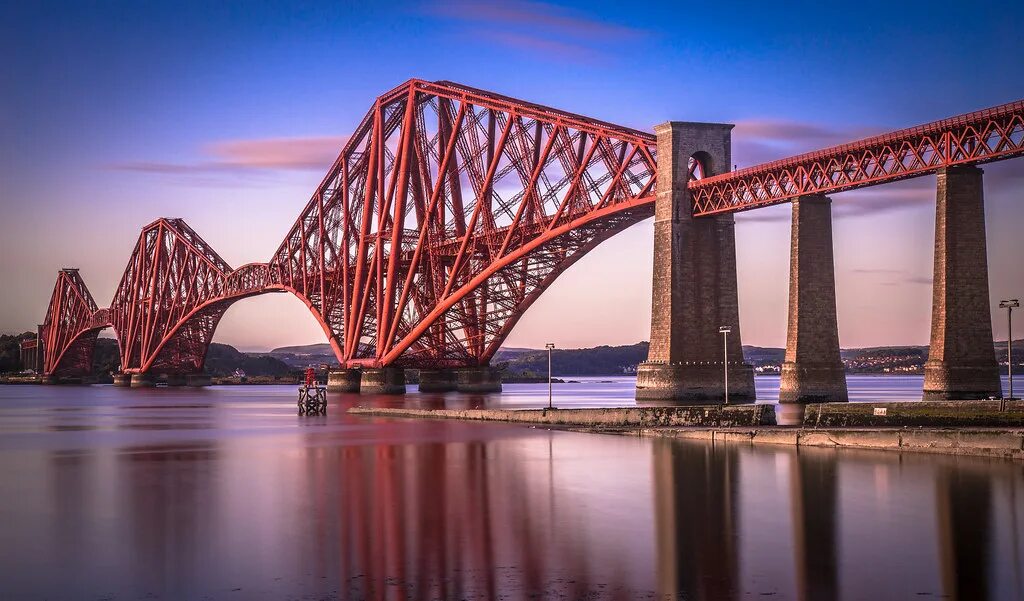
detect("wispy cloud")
[733,119,884,169]
[732,119,941,223]
[111,135,348,176]
[424,1,649,63]
[852,268,931,286]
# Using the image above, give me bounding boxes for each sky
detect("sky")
[1,0,1022,352]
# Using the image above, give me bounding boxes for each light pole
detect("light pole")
[545,343,556,410]
[719,326,732,405]
[1000,299,1019,408]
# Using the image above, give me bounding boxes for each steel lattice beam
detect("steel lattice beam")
[690,99,1024,215]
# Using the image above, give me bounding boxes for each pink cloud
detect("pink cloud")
[484,31,599,62]
[425,1,648,63]
[110,135,348,175]
[205,136,347,170]
[733,119,885,168]
[428,1,647,39]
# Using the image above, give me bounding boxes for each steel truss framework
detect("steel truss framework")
[36,80,1024,376]
[691,100,1024,215]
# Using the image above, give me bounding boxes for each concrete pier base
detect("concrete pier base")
[923,166,1001,400]
[779,195,848,404]
[636,362,755,403]
[41,375,89,385]
[112,373,131,387]
[186,373,212,387]
[417,369,455,393]
[454,367,502,393]
[360,368,406,394]
[129,374,155,388]
[164,374,187,387]
[326,369,361,392]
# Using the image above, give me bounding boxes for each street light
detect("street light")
[1000,299,1019,408]
[545,343,556,410]
[719,326,732,405]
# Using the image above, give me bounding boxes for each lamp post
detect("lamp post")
[1000,299,1019,409]
[545,343,556,410]
[719,326,732,405]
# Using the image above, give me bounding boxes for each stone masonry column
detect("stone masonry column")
[360,367,406,394]
[635,122,755,403]
[129,373,155,388]
[326,368,361,392]
[923,166,1001,400]
[779,195,848,403]
[454,366,502,393]
[417,369,455,393]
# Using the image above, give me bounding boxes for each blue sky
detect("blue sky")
[2,0,1022,351]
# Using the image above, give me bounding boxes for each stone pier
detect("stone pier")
[454,366,501,393]
[186,373,212,387]
[779,195,848,403]
[636,121,754,403]
[164,374,187,387]
[129,373,155,388]
[326,368,361,392]
[418,369,456,393]
[923,166,1001,400]
[360,367,406,394]
[112,373,131,387]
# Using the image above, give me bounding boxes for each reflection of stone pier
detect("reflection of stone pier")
[936,468,993,600]
[789,447,839,601]
[653,439,740,599]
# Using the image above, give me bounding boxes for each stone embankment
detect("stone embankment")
[349,400,1024,460]
[348,404,774,428]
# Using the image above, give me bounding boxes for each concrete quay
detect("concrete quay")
[348,404,775,428]
[348,401,1024,460]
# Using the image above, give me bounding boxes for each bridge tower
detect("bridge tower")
[636,122,755,402]
[923,166,1001,400]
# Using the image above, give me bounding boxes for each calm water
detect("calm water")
[0,379,1022,600]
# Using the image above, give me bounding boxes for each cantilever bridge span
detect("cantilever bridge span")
[34,79,1024,391]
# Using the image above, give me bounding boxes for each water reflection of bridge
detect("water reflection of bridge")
[27,422,1024,599]
[652,440,1022,601]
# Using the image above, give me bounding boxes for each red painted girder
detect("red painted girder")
[691,99,1024,215]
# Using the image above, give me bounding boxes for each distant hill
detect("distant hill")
[79,339,293,377]
[266,343,340,368]
[3,336,1021,377]
[269,343,335,355]
[496,340,1024,377]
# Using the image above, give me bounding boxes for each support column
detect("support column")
[454,366,502,393]
[360,367,406,394]
[112,373,131,387]
[417,369,455,393]
[636,121,755,403]
[326,368,361,392]
[129,373,155,388]
[36,324,44,374]
[779,196,848,403]
[923,166,1001,400]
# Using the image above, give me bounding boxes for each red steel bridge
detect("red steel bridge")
[34,79,1024,380]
